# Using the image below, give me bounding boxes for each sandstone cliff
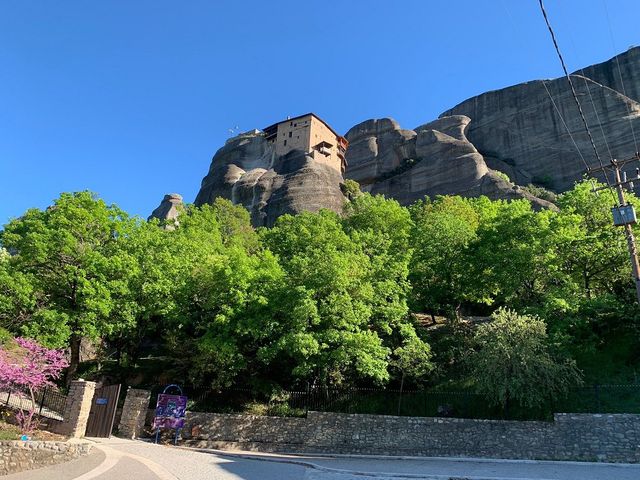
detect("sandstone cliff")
[344,115,553,209]
[194,131,346,227]
[441,47,640,191]
[188,48,640,224]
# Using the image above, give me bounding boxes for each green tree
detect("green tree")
[342,194,414,336]
[209,198,261,252]
[105,218,178,365]
[467,199,558,308]
[340,179,362,201]
[409,196,479,317]
[183,245,286,388]
[0,251,35,335]
[391,323,433,413]
[157,201,284,388]
[468,308,582,410]
[261,210,390,385]
[554,181,635,301]
[0,191,137,379]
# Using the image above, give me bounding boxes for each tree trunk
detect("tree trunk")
[66,334,81,386]
[584,270,592,299]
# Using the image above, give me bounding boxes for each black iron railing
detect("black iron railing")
[1,388,67,421]
[175,384,640,421]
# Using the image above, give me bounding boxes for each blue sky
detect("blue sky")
[2,0,640,224]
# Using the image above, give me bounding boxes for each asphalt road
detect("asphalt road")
[6,437,640,480]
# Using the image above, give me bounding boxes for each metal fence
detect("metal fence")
[179,384,640,421]
[1,388,67,421]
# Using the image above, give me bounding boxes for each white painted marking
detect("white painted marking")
[71,444,179,480]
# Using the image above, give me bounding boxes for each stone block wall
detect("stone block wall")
[118,388,151,439]
[182,410,640,463]
[0,441,92,476]
[54,380,96,438]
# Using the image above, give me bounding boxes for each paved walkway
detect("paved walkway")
[5,437,640,479]
[6,438,305,480]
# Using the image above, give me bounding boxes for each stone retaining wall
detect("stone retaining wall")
[182,411,640,463]
[0,441,92,475]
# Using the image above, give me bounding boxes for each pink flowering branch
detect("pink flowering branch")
[0,337,68,434]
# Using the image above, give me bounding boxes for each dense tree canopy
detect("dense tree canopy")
[0,192,137,379]
[1,181,638,398]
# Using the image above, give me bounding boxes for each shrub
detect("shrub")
[468,308,582,409]
[0,337,68,433]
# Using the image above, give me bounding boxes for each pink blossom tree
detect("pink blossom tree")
[0,337,68,433]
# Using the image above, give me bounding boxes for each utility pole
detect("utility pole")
[590,154,640,304]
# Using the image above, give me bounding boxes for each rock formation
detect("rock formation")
[344,115,553,209]
[194,131,346,227]
[149,193,184,226]
[441,47,640,191]
[186,47,640,225]
[578,47,640,104]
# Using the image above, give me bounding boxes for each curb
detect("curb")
[169,443,639,468]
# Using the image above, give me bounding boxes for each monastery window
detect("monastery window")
[289,131,292,138]
[284,139,287,146]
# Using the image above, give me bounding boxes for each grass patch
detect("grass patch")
[0,420,21,440]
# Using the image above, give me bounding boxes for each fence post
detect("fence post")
[424,390,427,417]
[4,391,9,407]
[305,382,310,417]
[38,388,47,416]
[594,384,601,411]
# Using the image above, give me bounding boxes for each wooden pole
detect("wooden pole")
[612,162,640,304]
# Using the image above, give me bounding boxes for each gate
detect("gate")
[85,384,121,437]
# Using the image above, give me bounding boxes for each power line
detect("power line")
[537,0,640,303]
[540,80,590,171]
[499,0,590,171]
[551,0,615,164]
[537,0,611,182]
[577,75,614,161]
[602,0,640,155]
